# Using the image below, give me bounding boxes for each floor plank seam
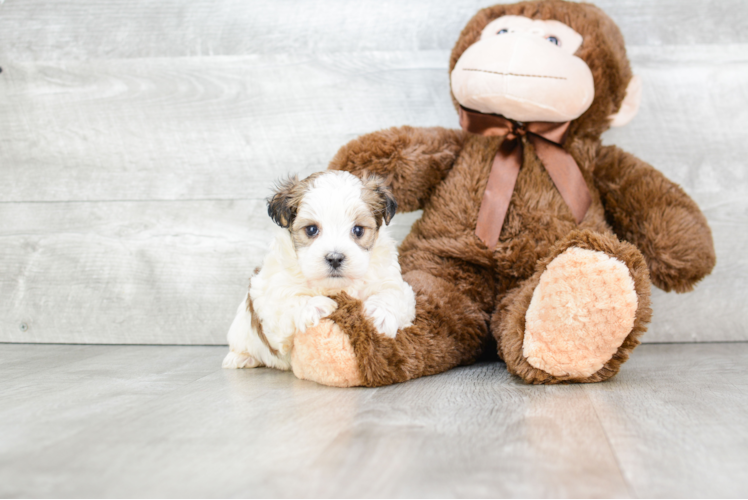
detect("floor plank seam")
[585,386,637,499]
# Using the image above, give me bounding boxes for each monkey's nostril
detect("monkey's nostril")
[325,252,345,270]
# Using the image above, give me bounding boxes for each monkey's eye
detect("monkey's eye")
[497,29,508,35]
[546,36,560,46]
[305,225,319,237]
[352,226,365,238]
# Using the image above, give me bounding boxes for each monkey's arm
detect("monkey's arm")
[328,126,467,212]
[594,145,716,293]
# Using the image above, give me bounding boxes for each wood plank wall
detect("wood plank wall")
[1,0,746,344]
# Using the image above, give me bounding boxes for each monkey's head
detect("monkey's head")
[450,0,640,139]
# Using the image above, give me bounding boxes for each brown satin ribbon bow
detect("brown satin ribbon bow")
[459,106,591,250]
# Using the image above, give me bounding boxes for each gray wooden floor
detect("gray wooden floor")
[1,343,746,498]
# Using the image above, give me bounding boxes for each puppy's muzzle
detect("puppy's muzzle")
[325,252,345,271]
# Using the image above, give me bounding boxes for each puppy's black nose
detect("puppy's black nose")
[325,252,345,270]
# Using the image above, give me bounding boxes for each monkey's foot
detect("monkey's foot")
[523,247,639,378]
[292,319,363,387]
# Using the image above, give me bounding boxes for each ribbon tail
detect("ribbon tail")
[531,136,591,225]
[475,139,521,250]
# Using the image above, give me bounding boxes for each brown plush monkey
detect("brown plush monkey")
[290,0,716,387]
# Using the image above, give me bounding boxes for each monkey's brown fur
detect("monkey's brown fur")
[293,0,715,387]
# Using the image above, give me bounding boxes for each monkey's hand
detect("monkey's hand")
[594,145,716,292]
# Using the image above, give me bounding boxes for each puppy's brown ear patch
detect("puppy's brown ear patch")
[267,176,301,228]
[381,187,398,226]
[362,175,398,227]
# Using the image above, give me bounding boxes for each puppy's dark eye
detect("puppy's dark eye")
[352,226,365,238]
[305,225,319,237]
[547,36,560,46]
[497,29,508,35]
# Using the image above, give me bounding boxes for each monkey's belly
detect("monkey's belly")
[428,172,583,269]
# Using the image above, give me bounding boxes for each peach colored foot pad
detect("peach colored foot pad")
[291,320,363,387]
[524,247,638,378]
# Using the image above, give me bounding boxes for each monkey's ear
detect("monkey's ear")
[609,75,642,127]
[362,174,398,226]
[267,176,301,228]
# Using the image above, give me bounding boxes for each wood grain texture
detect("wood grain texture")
[0,0,745,61]
[1,343,746,497]
[0,0,745,344]
[1,47,746,203]
[0,52,454,202]
[584,343,748,498]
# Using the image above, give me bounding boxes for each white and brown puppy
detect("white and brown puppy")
[223,170,416,371]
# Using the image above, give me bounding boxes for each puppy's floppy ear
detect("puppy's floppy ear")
[362,174,398,227]
[267,175,301,228]
[380,184,398,226]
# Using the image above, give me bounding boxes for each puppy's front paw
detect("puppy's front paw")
[297,296,338,331]
[364,299,399,338]
[222,351,262,369]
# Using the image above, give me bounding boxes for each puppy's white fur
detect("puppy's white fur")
[223,171,416,370]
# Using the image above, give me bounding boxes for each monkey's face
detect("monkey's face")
[451,15,595,123]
